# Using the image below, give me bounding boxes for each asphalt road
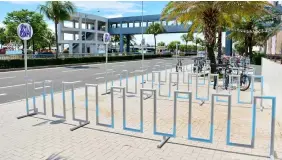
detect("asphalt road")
[0,57,194,104]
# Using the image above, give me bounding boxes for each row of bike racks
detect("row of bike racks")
[16,60,276,159]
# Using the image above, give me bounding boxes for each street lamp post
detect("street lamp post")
[141,1,144,70]
[85,14,87,54]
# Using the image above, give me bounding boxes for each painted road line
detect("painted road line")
[62,69,88,73]
[0,84,25,89]
[93,72,105,76]
[96,77,104,80]
[0,76,16,80]
[0,93,7,96]
[35,86,50,90]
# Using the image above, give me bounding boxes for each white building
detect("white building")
[58,12,108,54]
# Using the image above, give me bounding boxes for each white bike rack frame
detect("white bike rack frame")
[251,75,264,111]
[33,80,54,115]
[17,79,38,119]
[252,96,276,159]
[62,81,90,131]
[168,72,179,97]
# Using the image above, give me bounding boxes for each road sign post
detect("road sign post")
[103,32,111,87]
[17,23,34,119]
[17,23,33,79]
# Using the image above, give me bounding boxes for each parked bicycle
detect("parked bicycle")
[176,59,183,72]
[213,57,251,91]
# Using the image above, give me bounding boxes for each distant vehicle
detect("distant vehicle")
[35,52,55,58]
[0,47,7,54]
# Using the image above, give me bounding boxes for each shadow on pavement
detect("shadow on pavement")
[32,116,269,159]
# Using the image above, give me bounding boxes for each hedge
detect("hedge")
[251,52,266,65]
[0,54,172,69]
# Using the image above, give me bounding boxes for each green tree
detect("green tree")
[145,23,165,54]
[181,33,194,53]
[39,1,76,58]
[229,8,281,58]
[167,41,181,52]
[162,1,270,72]
[3,9,48,53]
[0,27,7,48]
[157,41,165,46]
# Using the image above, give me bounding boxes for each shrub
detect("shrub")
[0,54,172,69]
[252,52,266,65]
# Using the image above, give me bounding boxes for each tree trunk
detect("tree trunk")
[32,39,35,54]
[202,9,218,73]
[154,35,156,54]
[186,42,188,54]
[207,44,216,73]
[244,35,248,57]
[248,35,253,60]
[217,27,222,64]
[196,40,198,54]
[49,43,51,50]
[55,22,59,59]
[263,40,267,54]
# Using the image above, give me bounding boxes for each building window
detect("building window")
[168,20,175,26]
[117,23,120,28]
[129,22,134,28]
[148,21,153,26]
[141,22,146,27]
[161,21,167,26]
[98,21,106,31]
[111,23,116,28]
[122,23,127,28]
[134,22,140,27]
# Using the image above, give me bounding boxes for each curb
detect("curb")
[0,57,172,72]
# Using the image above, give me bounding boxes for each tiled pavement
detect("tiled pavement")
[0,65,281,160]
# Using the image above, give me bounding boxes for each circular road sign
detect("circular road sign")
[103,33,111,45]
[17,23,33,41]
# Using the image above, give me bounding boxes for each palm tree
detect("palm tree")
[39,1,76,58]
[145,23,165,54]
[181,33,194,54]
[157,41,165,46]
[162,1,270,72]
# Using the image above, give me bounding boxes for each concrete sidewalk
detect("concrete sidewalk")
[0,65,281,160]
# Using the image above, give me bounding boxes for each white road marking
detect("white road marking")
[0,93,7,96]
[0,84,25,89]
[0,76,16,80]
[93,72,104,75]
[96,77,104,80]
[62,69,88,73]
[35,86,50,90]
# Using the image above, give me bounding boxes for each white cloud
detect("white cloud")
[8,1,42,5]
[104,14,123,18]
[0,23,5,28]
[73,1,142,14]
[46,21,55,32]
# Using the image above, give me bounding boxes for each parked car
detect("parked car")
[35,52,55,58]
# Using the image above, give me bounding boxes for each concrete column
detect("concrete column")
[60,44,64,53]
[69,43,73,54]
[120,33,124,53]
[225,31,232,56]
[73,34,75,40]
[79,16,82,29]
[126,35,130,53]
[95,20,98,31]
[73,21,75,28]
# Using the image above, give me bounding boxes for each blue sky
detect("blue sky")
[0,1,225,46]
[0,1,168,27]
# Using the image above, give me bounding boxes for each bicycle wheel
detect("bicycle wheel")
[240,74,251,91]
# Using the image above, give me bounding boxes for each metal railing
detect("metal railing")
[0,53,159,60]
